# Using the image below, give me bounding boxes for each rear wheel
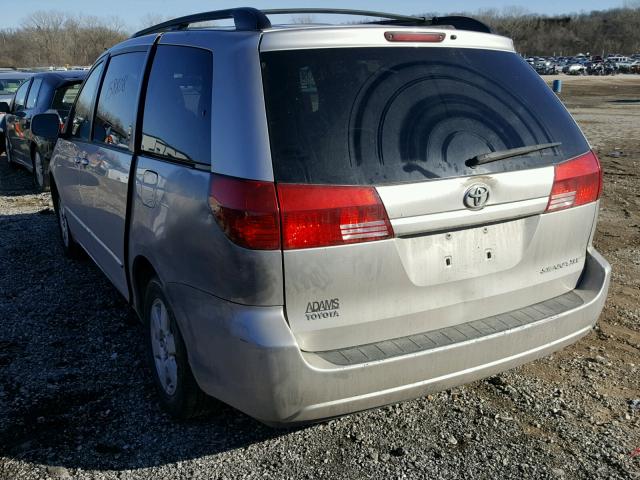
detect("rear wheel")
[144,278,209,419]
[55,194,82,258]
[5,136,16,168]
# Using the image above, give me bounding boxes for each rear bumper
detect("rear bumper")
[169,247,610,425]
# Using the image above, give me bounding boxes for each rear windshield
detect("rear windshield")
[0,78,25,95]
[260,47,589,185]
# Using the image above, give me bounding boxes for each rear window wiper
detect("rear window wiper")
[466,142,562,167]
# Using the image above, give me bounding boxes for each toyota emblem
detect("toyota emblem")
[463,184,490,210]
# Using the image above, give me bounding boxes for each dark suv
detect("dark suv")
[2,70,86,190]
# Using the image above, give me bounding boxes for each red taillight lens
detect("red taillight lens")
[277,184,394,250]
[209,176,394,250]
[209,175,280,250]
[384,31,446,43]
[546,150,602,212]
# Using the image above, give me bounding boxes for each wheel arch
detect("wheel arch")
[131,255,159,320]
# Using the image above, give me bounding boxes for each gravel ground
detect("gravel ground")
[1,77,639,480]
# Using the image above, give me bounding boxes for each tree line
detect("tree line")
[0,12,127,68]
[1,7,639,68]
[472,6,640,56]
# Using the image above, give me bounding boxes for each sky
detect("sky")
[2,0,630,29]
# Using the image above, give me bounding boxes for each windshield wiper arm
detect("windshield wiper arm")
[466,142,562,167]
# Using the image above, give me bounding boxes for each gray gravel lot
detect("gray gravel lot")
[1,77,639,479]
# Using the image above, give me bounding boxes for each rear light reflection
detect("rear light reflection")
[546,150,602,212]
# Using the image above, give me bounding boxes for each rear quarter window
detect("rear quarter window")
[140,45,213,165]
[261,47,590,185]
[26,78,43,109]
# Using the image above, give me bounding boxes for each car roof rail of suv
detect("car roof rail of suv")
[263,9,492,33]
[131,7,272,38]
[131,7,493,38]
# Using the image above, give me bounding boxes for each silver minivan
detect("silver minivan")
[35,8,610,425]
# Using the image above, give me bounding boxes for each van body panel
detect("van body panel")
[173,248,609,424]
[129,156,284,307]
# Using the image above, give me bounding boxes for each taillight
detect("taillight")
[209,176,394,250]
[277,184,393,250]
[209,175,280,250]
[546,150,602,212]
[384,31,446,43]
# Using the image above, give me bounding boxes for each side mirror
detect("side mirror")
[31,113,61,139]
[0,102,9,113]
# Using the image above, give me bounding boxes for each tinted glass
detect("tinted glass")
[93,52,145,150]
[71,62,104,141]
[26,78,43,109]
[261,48,590,185]
[141,46,212,165]
[0,78,26,95]
[52,83,81,122]
[13,81,30,111]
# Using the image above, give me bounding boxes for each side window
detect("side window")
[141,45,212,165]
[13,81,30,112]
[93,52,146,150]
[52,83,81,123]
[71,62,105,141]
[26,78,43,109]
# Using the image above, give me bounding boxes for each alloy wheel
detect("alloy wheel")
[149,298,178,396]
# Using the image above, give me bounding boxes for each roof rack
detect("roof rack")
[429,16,492,34]
[131,7,492,38]
[262,9,491,33]
[262,8,428,24]
[131,7,271,38]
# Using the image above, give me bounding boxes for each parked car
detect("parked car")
[0,71,33,155]
[534,57,557,75]
[607,55,633,72]
[35,7,610,425]
[2,70,86,190]
[565,61,587,75]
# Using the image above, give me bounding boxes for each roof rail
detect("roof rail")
[430,16,492,34]
[131,7,271,38]
[262,8,428,24]
[263,9,492,33]
[131,7,492,38]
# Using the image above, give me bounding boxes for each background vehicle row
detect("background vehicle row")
[1,70,86,190]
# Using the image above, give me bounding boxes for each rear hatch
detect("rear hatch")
[259,32,601,352]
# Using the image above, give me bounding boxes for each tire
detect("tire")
[55,193,82,258]
[5,136,16,168]
[144,278,210,419]
[32,149,48,192]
